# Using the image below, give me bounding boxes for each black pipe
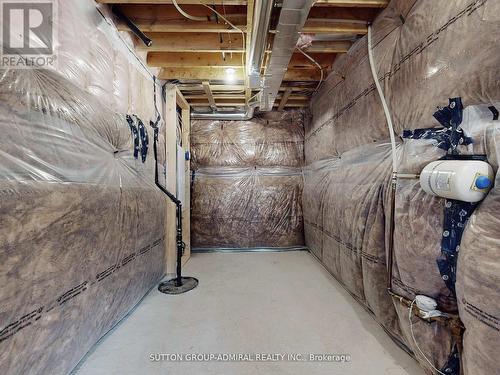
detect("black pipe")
[152,126,184,286]
[112,6,152,47]
[387,176,396,293]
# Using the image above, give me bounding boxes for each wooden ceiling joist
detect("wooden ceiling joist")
[314,0,388,7]
[179,84,315,93]
[117,20,246,33]
[202,81,217,111]
[98,0,246,5]
[110,0,386,108]
[305,41,352,53]
[137,33,245,52]
[277,87,292,112]
[147,52,243,68]
[303,19,368,34]
[189,98,308,108]
[289,53,335,69]
[184,93,310,100]
[160,67,320,82]
[159,67,245,80]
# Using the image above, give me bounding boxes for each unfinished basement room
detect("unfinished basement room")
[0,0,499,374]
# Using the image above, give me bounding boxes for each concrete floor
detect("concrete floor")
[74,251,424,375]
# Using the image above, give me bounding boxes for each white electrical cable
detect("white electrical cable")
[408,300,447,375]
[296,47,324,93]
[367,25,398,175]
[198,3,247,77]
[171,0,208,21]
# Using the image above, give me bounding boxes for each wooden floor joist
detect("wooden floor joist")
[161,67,321,82]
[179,84,315,94]
[122,19,365,35]
[137,33,245,53]
[148,52,244,68]
[314,0,388,7]
[108,0,386,110]
[305,41,352,53]
[277,88,293,112]
[159,67,245,80]
[202,81,217,111]
[303,19,368,34]
[98,0,246,4]
[117,20,246,33]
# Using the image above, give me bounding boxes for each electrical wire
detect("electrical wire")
[171,0,208,21]
[408,300,447,375]
[367,25,398,175]
[296,47,324,93]
[172,1,246,78]
[199,3,246,77]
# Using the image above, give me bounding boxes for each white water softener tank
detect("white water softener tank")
[420,160,494,202]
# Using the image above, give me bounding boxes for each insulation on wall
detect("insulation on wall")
[0,66,165,375]
[304,0,500,374]
[56,0,159,121]
[191,111,305,249]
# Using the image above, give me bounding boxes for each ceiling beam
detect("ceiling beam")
[159,67,245,80]
[278,88,292,112]
[185,94,246,100]
[307,6,380,20]
[184,93,310,100]
[284,69,322,81]
[147,52,243,68]
[137,33,244,52]
[202,81,217,111]
[189,99,246,107]
[178,84,315,92]
[97,0,246,5]
[303,19,368,34]
[273,100,308,108]
[117,20,245,33]
[314,0,388,7]
[289,53,336,69]
[159,67,320,81]
[305,41,352,53]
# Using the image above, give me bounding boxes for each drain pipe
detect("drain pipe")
[152,124,199,294]
[112,6,152,47]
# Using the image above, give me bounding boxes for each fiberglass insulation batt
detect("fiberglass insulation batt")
[304,0,500,374]
[191,111,305,249]
[0,69,166,375]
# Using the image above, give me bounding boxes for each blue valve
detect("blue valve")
[475,175,492,190]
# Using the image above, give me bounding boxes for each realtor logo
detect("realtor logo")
[1,0,57,68]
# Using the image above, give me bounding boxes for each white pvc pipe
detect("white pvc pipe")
[367,25,398,175]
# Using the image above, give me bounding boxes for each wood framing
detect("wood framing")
[109,0,386,108]
[314,0,388,7]
[164,85,191,275]
[147,52,244,68]
[202,81,217,111]
[98,0,246,4]
[137,33,245,53]
[277,87,292,111]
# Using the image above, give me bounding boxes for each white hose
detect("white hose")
[409,300,447,375]
[296,47,324,93]
[367,25,398,175]
[171,0,208,21]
